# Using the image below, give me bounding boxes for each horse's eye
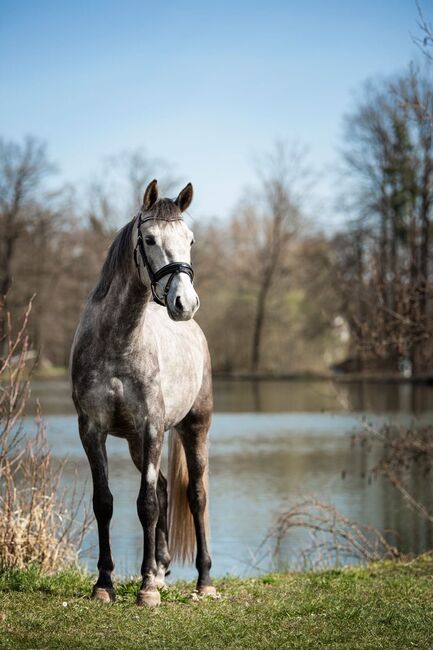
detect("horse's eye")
[145,236,156,246]
[190,239,195,246]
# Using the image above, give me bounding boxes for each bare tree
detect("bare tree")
[414,1,433,61]
[335,69,433,375]
[233,142,308,372]
[0,136,53,347]
[0,136,336,374]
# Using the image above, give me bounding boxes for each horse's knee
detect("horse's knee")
[137,487,159,525]
[93,490,113,522]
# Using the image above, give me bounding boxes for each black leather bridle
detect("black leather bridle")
[133,212,194,306]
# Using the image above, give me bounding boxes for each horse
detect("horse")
[70,179,216,606]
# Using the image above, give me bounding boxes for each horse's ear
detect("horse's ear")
[142,179,159,211]
[175,183,193,212]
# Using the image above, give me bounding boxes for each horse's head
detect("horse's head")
[134,179,199,321]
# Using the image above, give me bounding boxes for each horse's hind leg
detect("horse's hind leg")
[79,415,115,603]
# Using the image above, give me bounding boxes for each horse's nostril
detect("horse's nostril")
[175,296,183,311]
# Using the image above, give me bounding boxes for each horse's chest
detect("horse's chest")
[73,325,203,432]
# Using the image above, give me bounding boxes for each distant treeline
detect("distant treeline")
[1,67,433,376]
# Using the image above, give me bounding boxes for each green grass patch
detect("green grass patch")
[1,558,433,649]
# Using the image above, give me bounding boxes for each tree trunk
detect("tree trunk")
[0,230,17,352]
[251,272,272,373]
[413,172,430,375]
[419,159,430,321]
[408,212,419,375]
[355,232,365,372]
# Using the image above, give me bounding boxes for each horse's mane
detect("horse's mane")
[91,199,181,302]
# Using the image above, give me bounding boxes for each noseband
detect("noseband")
[133,213,194,306]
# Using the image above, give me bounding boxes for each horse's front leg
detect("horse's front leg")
[155,471,170,588]
[79,416,115,603]
[136,416,164,607]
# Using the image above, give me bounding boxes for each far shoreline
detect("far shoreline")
[32,366,433,385]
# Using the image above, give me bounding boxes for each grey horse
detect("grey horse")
[71,180,215,606]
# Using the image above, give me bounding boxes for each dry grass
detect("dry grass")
[0,299,91,571]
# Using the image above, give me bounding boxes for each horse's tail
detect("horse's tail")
[168,428,208,565]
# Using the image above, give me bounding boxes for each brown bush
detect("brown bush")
[0,298,92,571]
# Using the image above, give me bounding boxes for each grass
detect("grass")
[0,558,433,649]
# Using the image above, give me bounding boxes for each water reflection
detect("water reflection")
[27,376,433,416]
[22,378,433,578]
[213,378,433,414]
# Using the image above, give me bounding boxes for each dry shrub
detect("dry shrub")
[261,497,400,571]
[262,421,433,571]
[353,421,433,524]
[0,299,92,571]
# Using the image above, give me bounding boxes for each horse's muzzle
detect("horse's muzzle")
[166,278,200,321]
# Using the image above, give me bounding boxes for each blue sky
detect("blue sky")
[0,0,424,223]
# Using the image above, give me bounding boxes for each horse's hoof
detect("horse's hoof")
[197,585,220,599]
[91,586,115,603]
[136,588,161,607]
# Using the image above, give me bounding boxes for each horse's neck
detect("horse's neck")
[98,271,150,347]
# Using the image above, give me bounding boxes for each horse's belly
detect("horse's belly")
[161,379,201,430]
[159,344,204,429]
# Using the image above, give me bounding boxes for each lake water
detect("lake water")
[23,378,433,580]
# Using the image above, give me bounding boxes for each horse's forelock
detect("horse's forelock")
[146,198,182,222]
